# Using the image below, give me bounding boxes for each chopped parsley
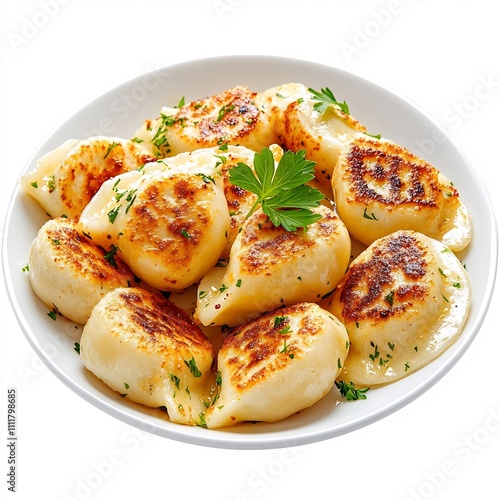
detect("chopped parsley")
[273,316,288,328]
[384,290,395,306]
[335,380,369,400]
[104,141,119,159]
[363,208,378,220]
[47,175,56,193]
[368,341,380,362]
[184,357,202,378]
[103,244,119,268]
[151,113,176,156]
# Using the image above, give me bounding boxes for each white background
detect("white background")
[1,1,499,499]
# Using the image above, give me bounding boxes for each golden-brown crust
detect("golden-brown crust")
[107,166,230,291]
[172,86,261,147]
[117,288,213,354]
[325,229,471,386]
[80,286,215,425]
[123,175,210,264]
[44,217,135,285]
[238,209,339,275]
[57,139,154,216]
[339,137,453,207]
[336,231,431,323]
[219,154,258,231]
[222,303,321,390]
[221,165,253,209]
[282,100,319,152]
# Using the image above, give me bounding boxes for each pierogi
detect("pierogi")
[261,82,367,187]
[80,287,215,426]
[195,204,351,327]
[20,79,475,431]
[205,302,349,428]
[134,85,278,158]
[322,230,471,387]
[20,136,154,219]
[332,136,472,251]
[78,153,231,291]
[28,217,136,324]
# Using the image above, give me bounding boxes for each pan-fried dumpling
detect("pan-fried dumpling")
[78,143,260,253]
[80,287,215,426]
[134,85,278,158]
[331,136,472,251]
[261,82,367,187]
[321,230,471,387]
[78,157,231,291]
[205,302,349,428]
[20,137,155,218]
[195,204,351,327]
[28,217,136,324]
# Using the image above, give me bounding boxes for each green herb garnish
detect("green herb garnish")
[103,244,118,268]
[104,141,118,159]
[216,104,235,122]
[151,113,176,156]
[228,147,324,232]
[308,87,350,115]
[273,316,288,328]
[368,341,380,362]
[335,380,370,401]
[184,357,202,378]
[169,373,181,389]
[363,208,378,220]
[385,290,395,306]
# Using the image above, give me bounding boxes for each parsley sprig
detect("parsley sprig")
[308,87,350,115]
[228,147,324,232]
[335,380,370,401]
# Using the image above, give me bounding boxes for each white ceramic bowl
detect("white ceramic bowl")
[3,55,497,449]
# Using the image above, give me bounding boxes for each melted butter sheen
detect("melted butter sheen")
[321,230,471,386]
[331,136,471,251]
[80,287,215,426]
[79,148,234,291]
[205,302,349,428]
[195,204,351,327]
[20,137,155,219]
